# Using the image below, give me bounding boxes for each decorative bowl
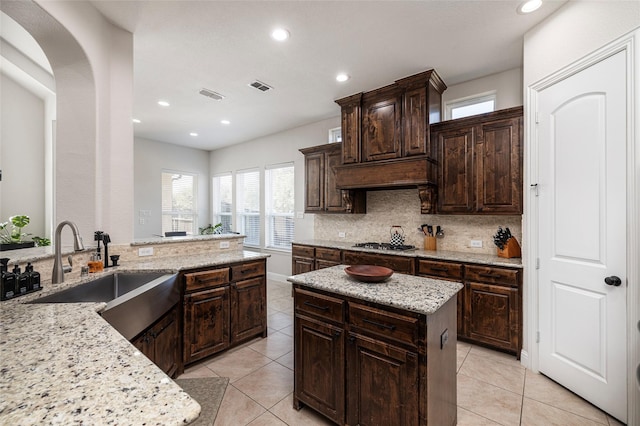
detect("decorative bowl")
[344,265,393,283]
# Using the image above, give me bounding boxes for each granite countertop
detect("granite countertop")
[0,250,269,425]
[131,233,244,246]
[293,239,523,268]
[288,264,463,316]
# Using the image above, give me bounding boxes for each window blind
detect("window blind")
[212,173,232,233]
[236,169,260,246]
[266,164,295,250]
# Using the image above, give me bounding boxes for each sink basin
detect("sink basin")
[31,272,167,304]
[31,272,181,340]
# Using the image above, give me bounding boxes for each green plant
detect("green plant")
[32,236,51,247]
[199,223,222,235]
[0,215,31,244]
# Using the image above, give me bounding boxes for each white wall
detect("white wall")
[0,74,46,239]
[134,137,210,238]
[442,67,522,113]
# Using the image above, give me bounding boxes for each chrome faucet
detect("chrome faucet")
[52,221,85,283]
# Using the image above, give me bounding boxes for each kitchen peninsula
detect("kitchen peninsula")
[288,265,462,425]
[0,235,268,425]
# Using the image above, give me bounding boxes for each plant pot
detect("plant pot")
[0,241,36,251]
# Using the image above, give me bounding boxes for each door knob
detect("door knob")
[604,276,622,286]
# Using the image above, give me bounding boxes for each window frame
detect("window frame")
[444,91,496,120]
[265,162,295,251]
[211,172,233,233]
[235,168,261,248]
[161,170,198,236]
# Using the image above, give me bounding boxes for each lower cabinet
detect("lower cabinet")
[183,259,267,366]
[132,304,181,378]
[293,286,457,426]
[343,250,415,275]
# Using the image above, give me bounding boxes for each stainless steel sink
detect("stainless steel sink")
[31,272,181,340]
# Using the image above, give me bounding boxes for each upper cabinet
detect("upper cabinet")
[336,69,447,165]
[300,143,366,214]
[432,106,523,215]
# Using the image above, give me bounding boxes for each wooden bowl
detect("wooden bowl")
[344,265,393,283]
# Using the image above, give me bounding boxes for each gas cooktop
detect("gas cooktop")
[352,242,416,251]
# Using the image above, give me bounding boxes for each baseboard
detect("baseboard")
[267,272,289,283]
[519,349,531,370]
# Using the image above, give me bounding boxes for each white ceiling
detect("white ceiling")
[90,0,566,151]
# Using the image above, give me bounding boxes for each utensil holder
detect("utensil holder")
[424,236,437,251]
[497,237,521,258]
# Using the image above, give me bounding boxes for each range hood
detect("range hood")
[334,156,437,214]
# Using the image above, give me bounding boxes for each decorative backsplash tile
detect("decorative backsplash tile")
[314,189,522,255]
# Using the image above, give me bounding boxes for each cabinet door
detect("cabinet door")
[152,305,180,378]
[341,102,361,164]
[183,286,229,364]
[402,86,428,156]
[293,257,315,274]
[325,146,347,212]
[132,332,153,360]
[465,282,518,353]
[304,151,325,212]
[230,277,266,344]
[436,126,475,213]
[476,116,522,214]
[294,316,345,424]
[362,97,402,162]
[346,333,419,426]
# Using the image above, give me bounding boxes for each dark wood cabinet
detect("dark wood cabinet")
[432,106,523,214]
[362,88,402,162]
[293,288,346,423]
[315,247,342,270]
[292,244,315,275]
[346,333,420,426]
[417,259,465,337]
[183,259,267,365]
[293,285,457,426]
[132,304,180,378]
[335,69,446,165]
[300,143,365,214]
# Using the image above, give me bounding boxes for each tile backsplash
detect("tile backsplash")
[314,189,522,255]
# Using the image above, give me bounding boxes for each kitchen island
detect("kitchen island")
[288,265,463,425]
[0,249,268,425]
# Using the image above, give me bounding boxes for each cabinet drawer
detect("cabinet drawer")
[343,251,415,275]
[348,303,419,347]
[292,245,315,258]
[231,261,265,281]
[185,268,230,292]
[295,288,345,324]
[315,247,341,262]
[465,265,519,287]
[417,259,463,281]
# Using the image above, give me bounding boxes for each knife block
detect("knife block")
[497,237,521,258]
[423,236,437,251]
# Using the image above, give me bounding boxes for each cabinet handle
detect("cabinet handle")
[349,336,356,344]
[430,267,449,272]
[303,301,329,311]
[363,318,396,331]
[333,331,342,338]
[478,273,503,279]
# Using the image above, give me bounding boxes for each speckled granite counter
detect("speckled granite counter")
[288,264,463,315]
[0,250,269,425]
[293,239,523,268]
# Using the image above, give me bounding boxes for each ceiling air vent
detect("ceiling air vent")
[249,80,273,92]
[199,88,225,101]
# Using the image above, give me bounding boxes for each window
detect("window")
[161,172,197,235]
[265,163,295,250]
[445,92,496,120]
[236,169,260,247]
[212,173,232,233]
[328,127,342,143]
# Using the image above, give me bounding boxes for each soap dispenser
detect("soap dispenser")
[13,265,28,295]
[1,258,16,300]
[26,263,41,291]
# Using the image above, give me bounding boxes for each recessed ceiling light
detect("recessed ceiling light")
[336,73,350,82]
[132,118,141,123]
[190,132,198,137]
[221,120,230,125]
[517,0,542,14]
[271,28,290,41]
[157,100,170,107]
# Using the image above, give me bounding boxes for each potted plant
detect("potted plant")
[0,215,36,250]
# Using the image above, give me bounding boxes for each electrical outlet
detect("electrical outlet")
[139,218,145,225]
[470,240,483,248]
[440,329,449,349]
[220,241,230,249]
[138,247,154,257]
[338,232,346,238]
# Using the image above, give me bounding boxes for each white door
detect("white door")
[537,50,627,422]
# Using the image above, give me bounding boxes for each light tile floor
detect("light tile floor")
[178,280,625,426]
